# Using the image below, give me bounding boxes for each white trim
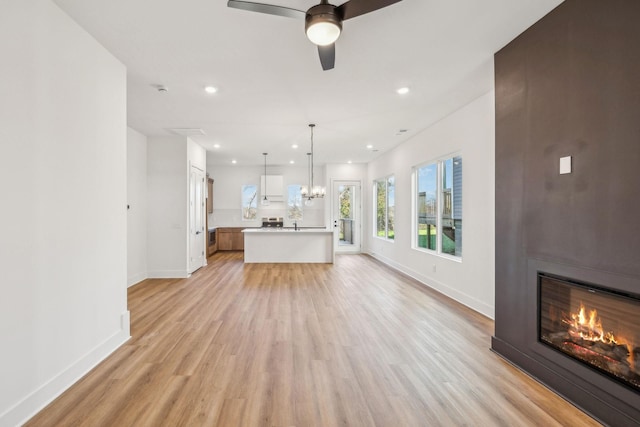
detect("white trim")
[411,154,463,259]
[372,175,395,241]
[147,270,190,279]
[331,179,363,254]
[1,317,131,427]
[368,251,494,320]
[412,246,463,263]
[127,272,148,287]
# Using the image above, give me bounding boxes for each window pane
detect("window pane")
[287,185,303,220]
[339,185,352,220]
[441,156,462,256]
[339,185,354,244]
[376,179,386,238]
[417,163,437,250]
[242,185,257,220]
[387,176,395,240]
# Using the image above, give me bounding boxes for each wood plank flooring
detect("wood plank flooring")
[26,252,603,426]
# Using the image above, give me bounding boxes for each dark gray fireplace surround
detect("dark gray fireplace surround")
[492,1,640,425]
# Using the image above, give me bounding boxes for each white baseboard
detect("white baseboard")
[368,251,495,320]
[147,270,190,279]
[127,271,148,287]
[1,312,131,427]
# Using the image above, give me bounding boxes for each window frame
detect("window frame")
[286,184,303,220]
[373,174,395,241]
[412,154,462,260]
[241,184,258,221]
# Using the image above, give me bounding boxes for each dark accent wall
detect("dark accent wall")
[493,1,640,425]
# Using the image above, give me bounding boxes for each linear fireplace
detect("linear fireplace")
[538,273,640,393]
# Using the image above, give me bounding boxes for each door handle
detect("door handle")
[195,231,201,235]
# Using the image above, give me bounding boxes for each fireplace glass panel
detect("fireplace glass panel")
[538,273,640,392]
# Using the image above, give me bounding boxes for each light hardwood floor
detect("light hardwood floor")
[26,252,602,426]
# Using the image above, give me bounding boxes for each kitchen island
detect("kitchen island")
[243,228,334,263]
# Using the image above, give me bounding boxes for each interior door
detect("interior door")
[332,180,361,253]
[189,165,205,273]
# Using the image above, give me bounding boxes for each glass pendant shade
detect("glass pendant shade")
[306,21,341,46]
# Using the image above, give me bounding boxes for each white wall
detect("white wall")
[207,163,326,227]
[188,138,206,172]
[0,1,129,425]
[127,127,147,286]
[147,136,188,278]
[366,91,496,318]
[325,163,367,182]
[147,137,206,278]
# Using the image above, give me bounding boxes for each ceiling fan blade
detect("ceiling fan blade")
[227,0,305,19]
[337,0,402,21]
[318,44,335,71]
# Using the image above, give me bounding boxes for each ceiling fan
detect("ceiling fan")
[227,0,403,71]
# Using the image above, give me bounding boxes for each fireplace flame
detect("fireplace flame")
[564,303,618,345]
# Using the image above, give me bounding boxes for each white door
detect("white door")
[332,180,361,253]
[189,165,206,273]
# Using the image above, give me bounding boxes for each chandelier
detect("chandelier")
[300,124,325,206]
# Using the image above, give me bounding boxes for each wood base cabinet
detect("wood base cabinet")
[217,228,245,251]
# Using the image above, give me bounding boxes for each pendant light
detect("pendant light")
[300,124,325,206]
[261,152,270,206]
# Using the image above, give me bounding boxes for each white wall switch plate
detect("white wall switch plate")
[560,156,572,174]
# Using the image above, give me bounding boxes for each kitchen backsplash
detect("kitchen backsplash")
[209,209,325,228]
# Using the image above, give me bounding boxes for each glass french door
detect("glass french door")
[332,180,361,253]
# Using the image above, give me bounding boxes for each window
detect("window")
[241,184,257,220]
[287,185,303,220]
[375,175,395,240]
[338,184,353,244]
[415,156,462,257]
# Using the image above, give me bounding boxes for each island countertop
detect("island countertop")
[242,228,332,234]
[243,227,334,263]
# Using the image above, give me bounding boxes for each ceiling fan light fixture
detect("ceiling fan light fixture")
[306,21,341,46]
[305,4,342,46]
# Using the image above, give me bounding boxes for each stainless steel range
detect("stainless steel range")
[261,217,283,228]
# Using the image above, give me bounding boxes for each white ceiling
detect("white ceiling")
[53,0,563,166]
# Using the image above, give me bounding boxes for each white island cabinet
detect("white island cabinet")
[243,228,334,263]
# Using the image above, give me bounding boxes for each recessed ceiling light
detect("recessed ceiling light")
[289,160,295,164]
[347,160,352,164]
[231,159,237,164]
[397,87,410,95]
[292,144,298,149]
[213,144,220,149]
[366,144,373,149]
[204,86,218,94]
